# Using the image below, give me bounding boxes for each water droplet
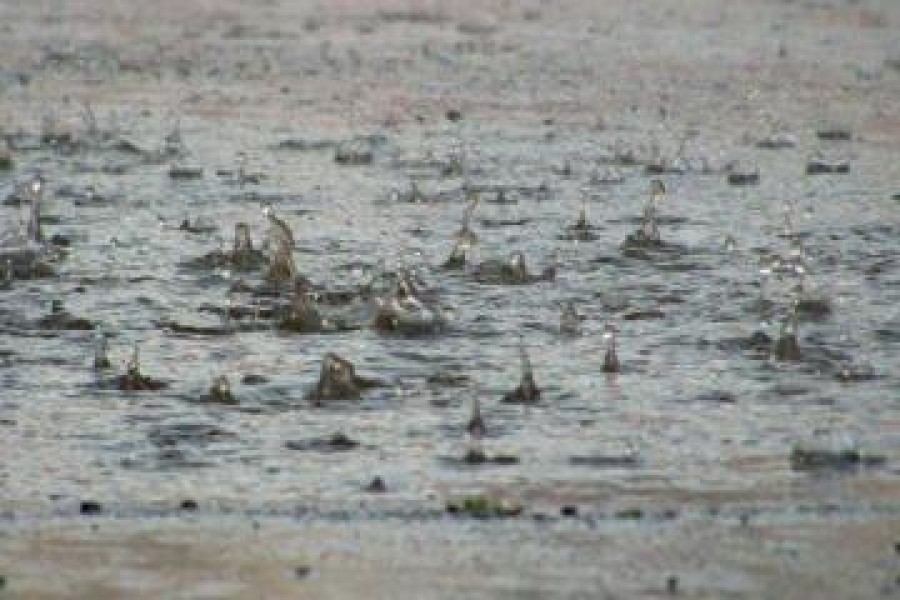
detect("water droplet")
[603,323,617,342]
[724,235,737,252]
[127,343,141,376]
[30,175,43,196]
[213,375,231,396]
[560,302,581,335]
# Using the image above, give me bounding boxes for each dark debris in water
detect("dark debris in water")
[644,162,684,176]
[816,127,853,142]
[439,449,520,466]
[34,310,95,331]
[790,445,886,472]
[285,431,360,452]
[480,217,531,228]
[168,165,204,179]
[834,365,878,383]
[621,309,665,321]
[426,371,472,387]
[727,170,759,186]
[158,320,233,337]
[276,138,336,151]
[756,135,796,149]
[198,302,276,323]
[178,219,217,235]
[806,159,849,175]
[144,422,238,470]
[363,476,387,493]
[692,390,737,404]
[471,253,556,286]
[241,374,268,385]
[446,494,522,518]
[569,454,641,468]
[334,142,373,165]
[614,507,645,520]
[148,423,236,446]
[79,500,103,515]
[619,237,687,261]
[796,296,832,320]
[180,499,198,511]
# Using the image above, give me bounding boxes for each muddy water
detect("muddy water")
[1,0,899,597]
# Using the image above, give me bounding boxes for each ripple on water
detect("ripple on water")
[0,36,896,531]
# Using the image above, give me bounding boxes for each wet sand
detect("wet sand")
[2,0,900,597]
[2,513,899,599]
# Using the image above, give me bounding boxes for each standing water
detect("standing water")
[0,1,898,598]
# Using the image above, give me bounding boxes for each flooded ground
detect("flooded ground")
[1,0,899,597]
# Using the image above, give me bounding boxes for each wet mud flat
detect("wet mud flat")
[1,512,898,599]
[2,0,900,598]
